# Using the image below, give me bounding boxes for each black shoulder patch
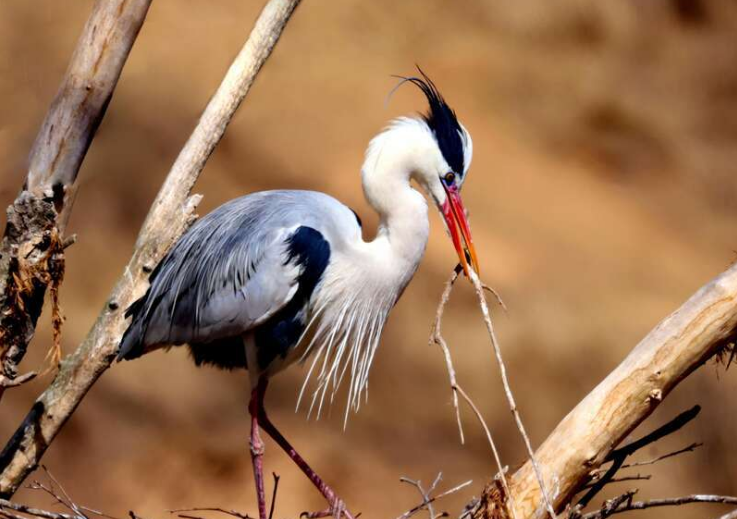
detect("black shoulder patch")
[255,226,331,369]
[284,226,331,299]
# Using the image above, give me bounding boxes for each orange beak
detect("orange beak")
[441,184,480,277]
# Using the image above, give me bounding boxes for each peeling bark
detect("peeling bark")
[0,0,152,398]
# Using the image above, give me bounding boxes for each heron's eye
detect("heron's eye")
[443,172,456,185]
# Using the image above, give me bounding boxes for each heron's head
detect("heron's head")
[401,71,478,277]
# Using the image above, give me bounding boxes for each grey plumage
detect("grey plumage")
[118,190,359,368]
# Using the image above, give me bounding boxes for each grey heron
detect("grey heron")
[117,71,478,519]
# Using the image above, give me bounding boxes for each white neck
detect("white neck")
[296,119,444,421]
[360,118,439,279]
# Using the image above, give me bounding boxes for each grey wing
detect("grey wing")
[118,200,303,360]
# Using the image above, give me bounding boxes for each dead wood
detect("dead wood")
[494,262,737,518]
[0,0,302,498]
[0,0,152,400]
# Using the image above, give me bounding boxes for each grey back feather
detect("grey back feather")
[118,190,356,359]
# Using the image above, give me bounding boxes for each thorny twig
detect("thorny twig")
[430,268,516,519]
[468,268,557,518]
[394,478,472,519]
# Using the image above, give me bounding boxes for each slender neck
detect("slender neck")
[360,120,433,272]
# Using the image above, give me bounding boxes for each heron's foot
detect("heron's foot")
[300,498,356,519]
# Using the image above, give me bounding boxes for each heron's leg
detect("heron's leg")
[248,381,268,519]
[252,376,354,519]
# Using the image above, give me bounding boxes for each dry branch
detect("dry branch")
[430,268,515,518]
[0,0,152,401]
[576,405,700,508]
[0,0,302,498]
[499,263,737,518]
[467,269,555,518]
[577,490,737,519]
[395,476,472,519]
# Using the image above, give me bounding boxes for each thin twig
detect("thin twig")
[169,508,251,519]
[268,473,279,519]
[578,406,701,508]
[468,268,557,518]
[581,475,651,490]
[429,268,463,443]
[580,492,737,519]
[395,480,472,519]
[623,442,702,468]
[606,406,700,461]
[399,473,444,519]
[0,372,37,389]
[0,499,77,519]
[590,442,702,474]
[430,268,516,519]
[481,284,507,313]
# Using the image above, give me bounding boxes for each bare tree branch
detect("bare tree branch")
[578,491,737,519]
[580,475,651,491]
[430,268,516,519]
[501,263,737,518]
[589,442,702,473]
[399,473,444,519]
[576,405,700,508]
[170,509,252,519]
[268,473,279,519]
[0,0,152,402]
[395,478,472,519]
[0,0,302,498]
[467,269,556,518]
[0,499,78,519]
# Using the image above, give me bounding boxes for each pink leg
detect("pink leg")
[248,385,268,519]
[252,377,355,519]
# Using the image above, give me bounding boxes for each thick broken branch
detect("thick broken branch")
[501,263,737,518]
[0,0,302,498]
[0,0,152,400]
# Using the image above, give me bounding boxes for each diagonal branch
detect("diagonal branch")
[0,0,302,498]
[500,262,737,518]
[0,0,153,402]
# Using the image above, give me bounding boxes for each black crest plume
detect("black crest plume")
[395,68,465,175]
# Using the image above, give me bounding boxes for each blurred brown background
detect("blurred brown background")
[2,1,737,517]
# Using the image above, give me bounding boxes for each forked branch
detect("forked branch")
[0,0,152,403]
[0,0,302,498]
